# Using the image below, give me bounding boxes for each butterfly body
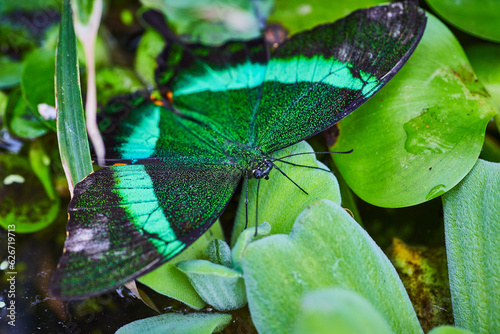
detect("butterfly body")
[51,2,426,299]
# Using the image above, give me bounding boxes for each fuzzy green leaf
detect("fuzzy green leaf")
[177,259,247,311]
[332,14,497,207]
[242,200,422,334]
[232,222,271,273]
[428,326,475,334]
[293,289,393,334]
[115,312,232,334]
[442,159,500,333]
[206,239,232,268]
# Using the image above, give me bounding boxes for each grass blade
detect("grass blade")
[56,0,93,194]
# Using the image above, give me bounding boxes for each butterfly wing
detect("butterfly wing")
[151,14,268,146]
[50,163,241,298]
[97,95,229,166]
[253,2,427,153]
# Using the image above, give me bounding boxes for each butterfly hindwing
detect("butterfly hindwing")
[98,95,229,166]
[254,2,426,153]
[50,163,241,298]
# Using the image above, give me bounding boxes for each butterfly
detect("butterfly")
[50,2,426,299]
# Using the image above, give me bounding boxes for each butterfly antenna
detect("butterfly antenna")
[270,162,309,195]
[254,178,261,236]
[276,150,353,160]
[268,156,331,174]
[245,171,250,230]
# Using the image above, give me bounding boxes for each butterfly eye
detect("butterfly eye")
[253,160,273,179]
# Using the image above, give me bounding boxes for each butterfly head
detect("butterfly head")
[252,160,273,180]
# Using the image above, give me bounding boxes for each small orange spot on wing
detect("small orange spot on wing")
[111,163,127,167]
[166,91,173,104]
[150,93,164,106]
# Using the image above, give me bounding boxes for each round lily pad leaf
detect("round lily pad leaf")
[0,56,23,89]
[231,141,341,245]
[0,152,59,233]
[21,49,57,131]
[269,0,385,36]
[465,43,500,111]
[4,88,48,139]
[426,0,500,42]
[331,14,497,208]
[135,28,165,88]
[95,67,144,105]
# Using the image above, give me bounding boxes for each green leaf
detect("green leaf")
[293,289,393,334]
[465,43,500,111]
[442,159,500,333]
[135,28,165,88]
[480,135,500,163]
[140,0,273,45]
[0,153,59,233]
[241,200,422,334]
[0,90,7,119]
[231,141,341,245]
[428,326,475,334]
[4,88,48,139]
[269,0,385,36]
[231,222,271,273]
[56,0,93,190]
[0,57,23,89]
[115,312,232,334]
[137,222,225,310]
[29,137,57,200]
[206,239,232,267]
[95,67,144,105]
[72,0,98,25]
[425,0,500,42]
[177,259,247,311]
[0,0,61,14]
[331,14,497,207]
[21,49,57,131]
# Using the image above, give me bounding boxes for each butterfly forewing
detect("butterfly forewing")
[50,163,241,298]
[157,37,268,146]
[254,2,426,153]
